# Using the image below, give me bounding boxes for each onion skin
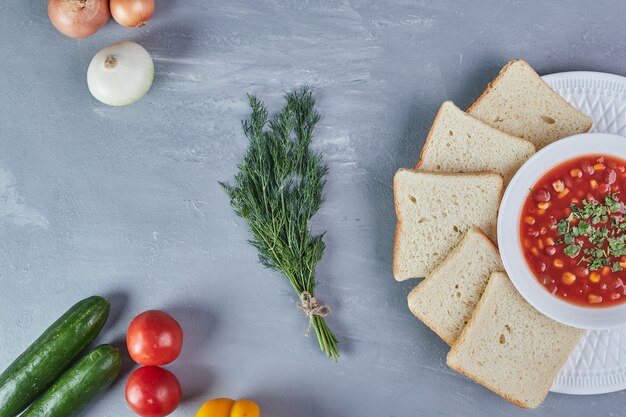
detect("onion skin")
[110,0,155,28]
[87,41,154,106]
[48,0,110,39]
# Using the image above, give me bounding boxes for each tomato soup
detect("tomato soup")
[520,155,626,307]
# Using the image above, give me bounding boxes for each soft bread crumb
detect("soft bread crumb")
[467,60,592,149]
[408,227,504,345]
[416,101,535,184]
[447,272,584,408]
[393,170,503,280]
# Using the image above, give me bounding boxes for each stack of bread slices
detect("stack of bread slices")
[394,60,593,408]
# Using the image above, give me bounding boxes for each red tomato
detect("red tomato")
[127,310,183,365]
[125,366,181,417]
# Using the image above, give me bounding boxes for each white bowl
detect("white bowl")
[499,132,626,330]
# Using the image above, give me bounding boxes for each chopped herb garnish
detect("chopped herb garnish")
[556,219,569,234]
[563,244,582,258]
[554,192,626,271]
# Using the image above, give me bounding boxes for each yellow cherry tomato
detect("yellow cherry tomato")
[196,398,260,417]
[231,400,260,417]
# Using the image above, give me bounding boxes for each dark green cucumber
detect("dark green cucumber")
[21,344,122,417]
[0,296,110,417]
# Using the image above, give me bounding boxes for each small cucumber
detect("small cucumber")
[21,344,122,417]
[0,296,110,417]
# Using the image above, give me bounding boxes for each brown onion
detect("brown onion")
[48,0,110,39]
[110,0,155,27]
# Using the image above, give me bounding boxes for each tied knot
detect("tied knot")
[297,291,331,336]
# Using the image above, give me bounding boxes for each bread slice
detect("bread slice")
[467,60,592,149]
[447,272,584,408]
[415,101,535,184]
[407,227,503,345]
[393,170,503,280]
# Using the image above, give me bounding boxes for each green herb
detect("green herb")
[563,244,581,257]
[555,192,626,271]
[221,88,339,361]
[556,220,569,235]
[589,257,610,270]
[606,194,622,213]
[609,236,626,257]
[577,221,591,235]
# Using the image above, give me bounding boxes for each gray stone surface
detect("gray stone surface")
[1,0,625,416]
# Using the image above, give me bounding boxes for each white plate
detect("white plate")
[540,71,626,394]
[499,133,626,331]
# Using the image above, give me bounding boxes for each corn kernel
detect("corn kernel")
[603,266,611,276]
[594,163,605,171]
[558,188,570,199]
[552,180,565,192]
[570,168,583,178]
[538,240,545,249]
[545,237,555,246]
[537,202,550,210]
[620,261,626,269]
[590,179,598,189]
[531,247,540,256]
[588,294,603,304]
[537,209,546,215]
[554,259,564,268]
[561,272,576,285]
[589,272,601,283]
[524,216,536,225]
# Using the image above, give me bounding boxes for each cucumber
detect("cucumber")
[21,345,122,417]
[0,296,110,417]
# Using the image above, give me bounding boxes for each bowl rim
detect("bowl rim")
[498,132,626,330]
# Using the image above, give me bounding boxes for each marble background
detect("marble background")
[1,1,625,416]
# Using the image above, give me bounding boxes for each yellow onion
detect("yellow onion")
[110,0,155,27]
[48,0,110,39]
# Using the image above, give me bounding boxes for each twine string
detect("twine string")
[297,291,331,336]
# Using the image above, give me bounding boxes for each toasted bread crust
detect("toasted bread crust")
[466,59,593,132]
[408,291,455,346]
[392,169,405,280]
[466,60,519,114]
[392,221,403,280]
[414,101,536,171]
[446,357,536,408]
[413,101,448,170]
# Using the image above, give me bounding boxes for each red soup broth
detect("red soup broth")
[520,154,626,307]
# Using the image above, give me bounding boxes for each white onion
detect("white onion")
[87,41,154,106]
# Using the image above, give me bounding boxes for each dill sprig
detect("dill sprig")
[221,87,339,361]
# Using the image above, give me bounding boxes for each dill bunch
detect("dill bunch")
[221,87,339,361]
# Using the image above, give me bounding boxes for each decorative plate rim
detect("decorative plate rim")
[542,70,626,395]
